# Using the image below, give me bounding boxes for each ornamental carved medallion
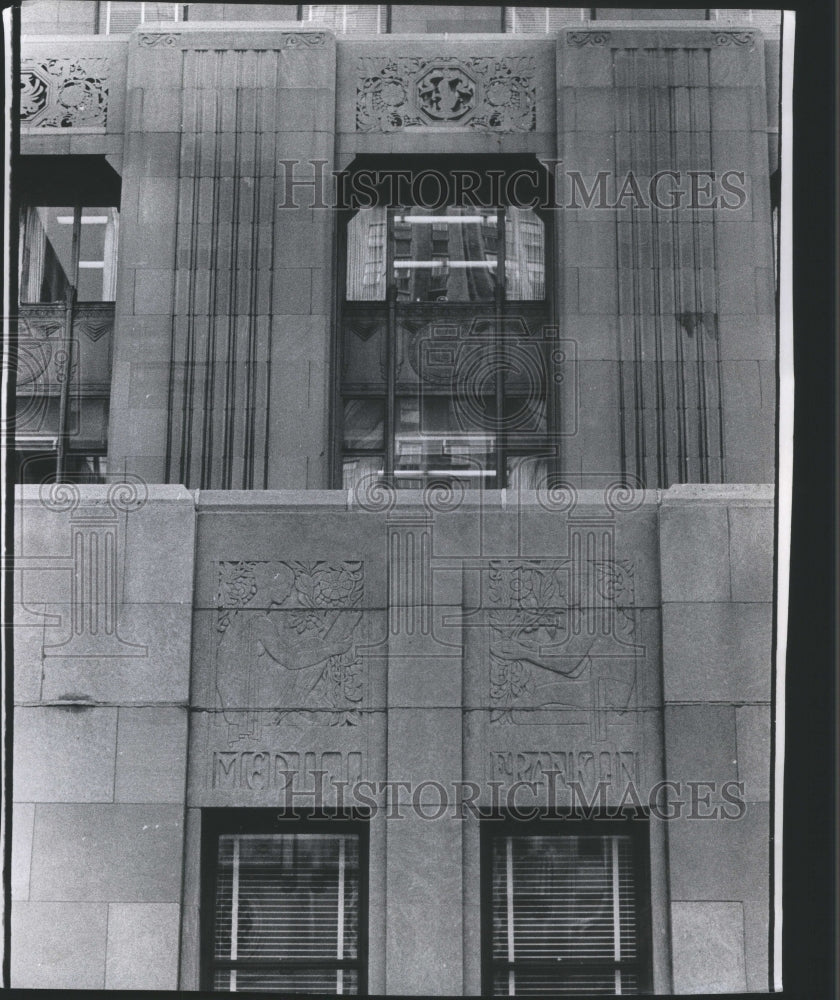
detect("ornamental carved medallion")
[356,55,537,132]
[20,56,109,129]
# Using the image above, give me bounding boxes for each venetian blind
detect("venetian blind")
[301,5,385,33]
[504,8,590,32]
[491,834,640,996]
[212,833,361,995]
[102,2,182,33]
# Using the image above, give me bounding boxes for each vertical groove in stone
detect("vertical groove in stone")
[613,45,723,488]
[166,48,279,489]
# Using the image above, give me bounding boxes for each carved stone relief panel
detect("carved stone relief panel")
[213,560,374,737]
[21,56,109,129]
[356,54,537,132]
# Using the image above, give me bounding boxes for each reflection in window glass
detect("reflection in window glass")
[393,208,498,303]
[19,207,74,302]
[19,206,119,302]
[346,208,387,301]
[343,398,385,449]
[394,395,496,485]
[505,207,545,300]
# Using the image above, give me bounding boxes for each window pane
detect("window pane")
[343,398,385,449]
[395,395,496,486]
[393,208,498,303]
[77,208,119,301]
[302,5,384,33]
[505,207,545,300]
[104,2,180,32]
[346,208,387,301]
[342,454,383,491]
[214,833,359,962]
[20,207,74,302]
[214,967,359,993]
[490,833,641,996]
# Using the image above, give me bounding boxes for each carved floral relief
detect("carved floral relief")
[356,54,537,132]
[215,560,367,742]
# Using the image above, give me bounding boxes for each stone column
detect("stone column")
[384,504,465,994]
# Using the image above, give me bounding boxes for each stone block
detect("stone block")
[115,707,189,804]
[662,602,772,702]
[29,803,184,902]
[271,267,313,315]
[14,706,117,803]
[11,901,108,989]
[105,902,181,989]
[578,267,618,314]
[722,408,775,483]
[134,268,174,316]
[664,704,737,789]
[736,705,771,802]
[140,88,184,132]
[388,606,462,708]
[384,814,462,994]
[671,902,747,993]
[39,602,192,704]
[717,314,777,361]
[717,263,759,315]
[122,491,196,604]
[667,802,769,902]
[743,898,771,992]
[659,503,730,602]
[728,505,774,602]
[12,803,35,901]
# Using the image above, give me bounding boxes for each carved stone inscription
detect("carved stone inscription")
[213,749,364,791]
[214,560,367,741]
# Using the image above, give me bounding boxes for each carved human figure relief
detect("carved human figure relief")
[485,558,640,736]
[215,561,366,741]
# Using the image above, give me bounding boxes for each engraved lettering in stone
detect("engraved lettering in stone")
[212,750,363,790]
[490,749,639,790]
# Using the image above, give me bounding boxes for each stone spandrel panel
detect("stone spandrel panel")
[337,36,556,157]
[19,38,128,137]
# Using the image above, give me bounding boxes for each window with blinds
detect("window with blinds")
[504,8,590,32]
[99,2,184,33]
[300,5,387,33]
[205,826,366,995]
[483,824,651,996]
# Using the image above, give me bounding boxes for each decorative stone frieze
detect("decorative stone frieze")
[356,54,537,132]
[20,56,109,128]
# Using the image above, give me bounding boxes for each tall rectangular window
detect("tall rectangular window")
[482,821,651,995]
[204,817,367,995]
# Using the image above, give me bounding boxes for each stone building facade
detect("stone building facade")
[11,3,781,994]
